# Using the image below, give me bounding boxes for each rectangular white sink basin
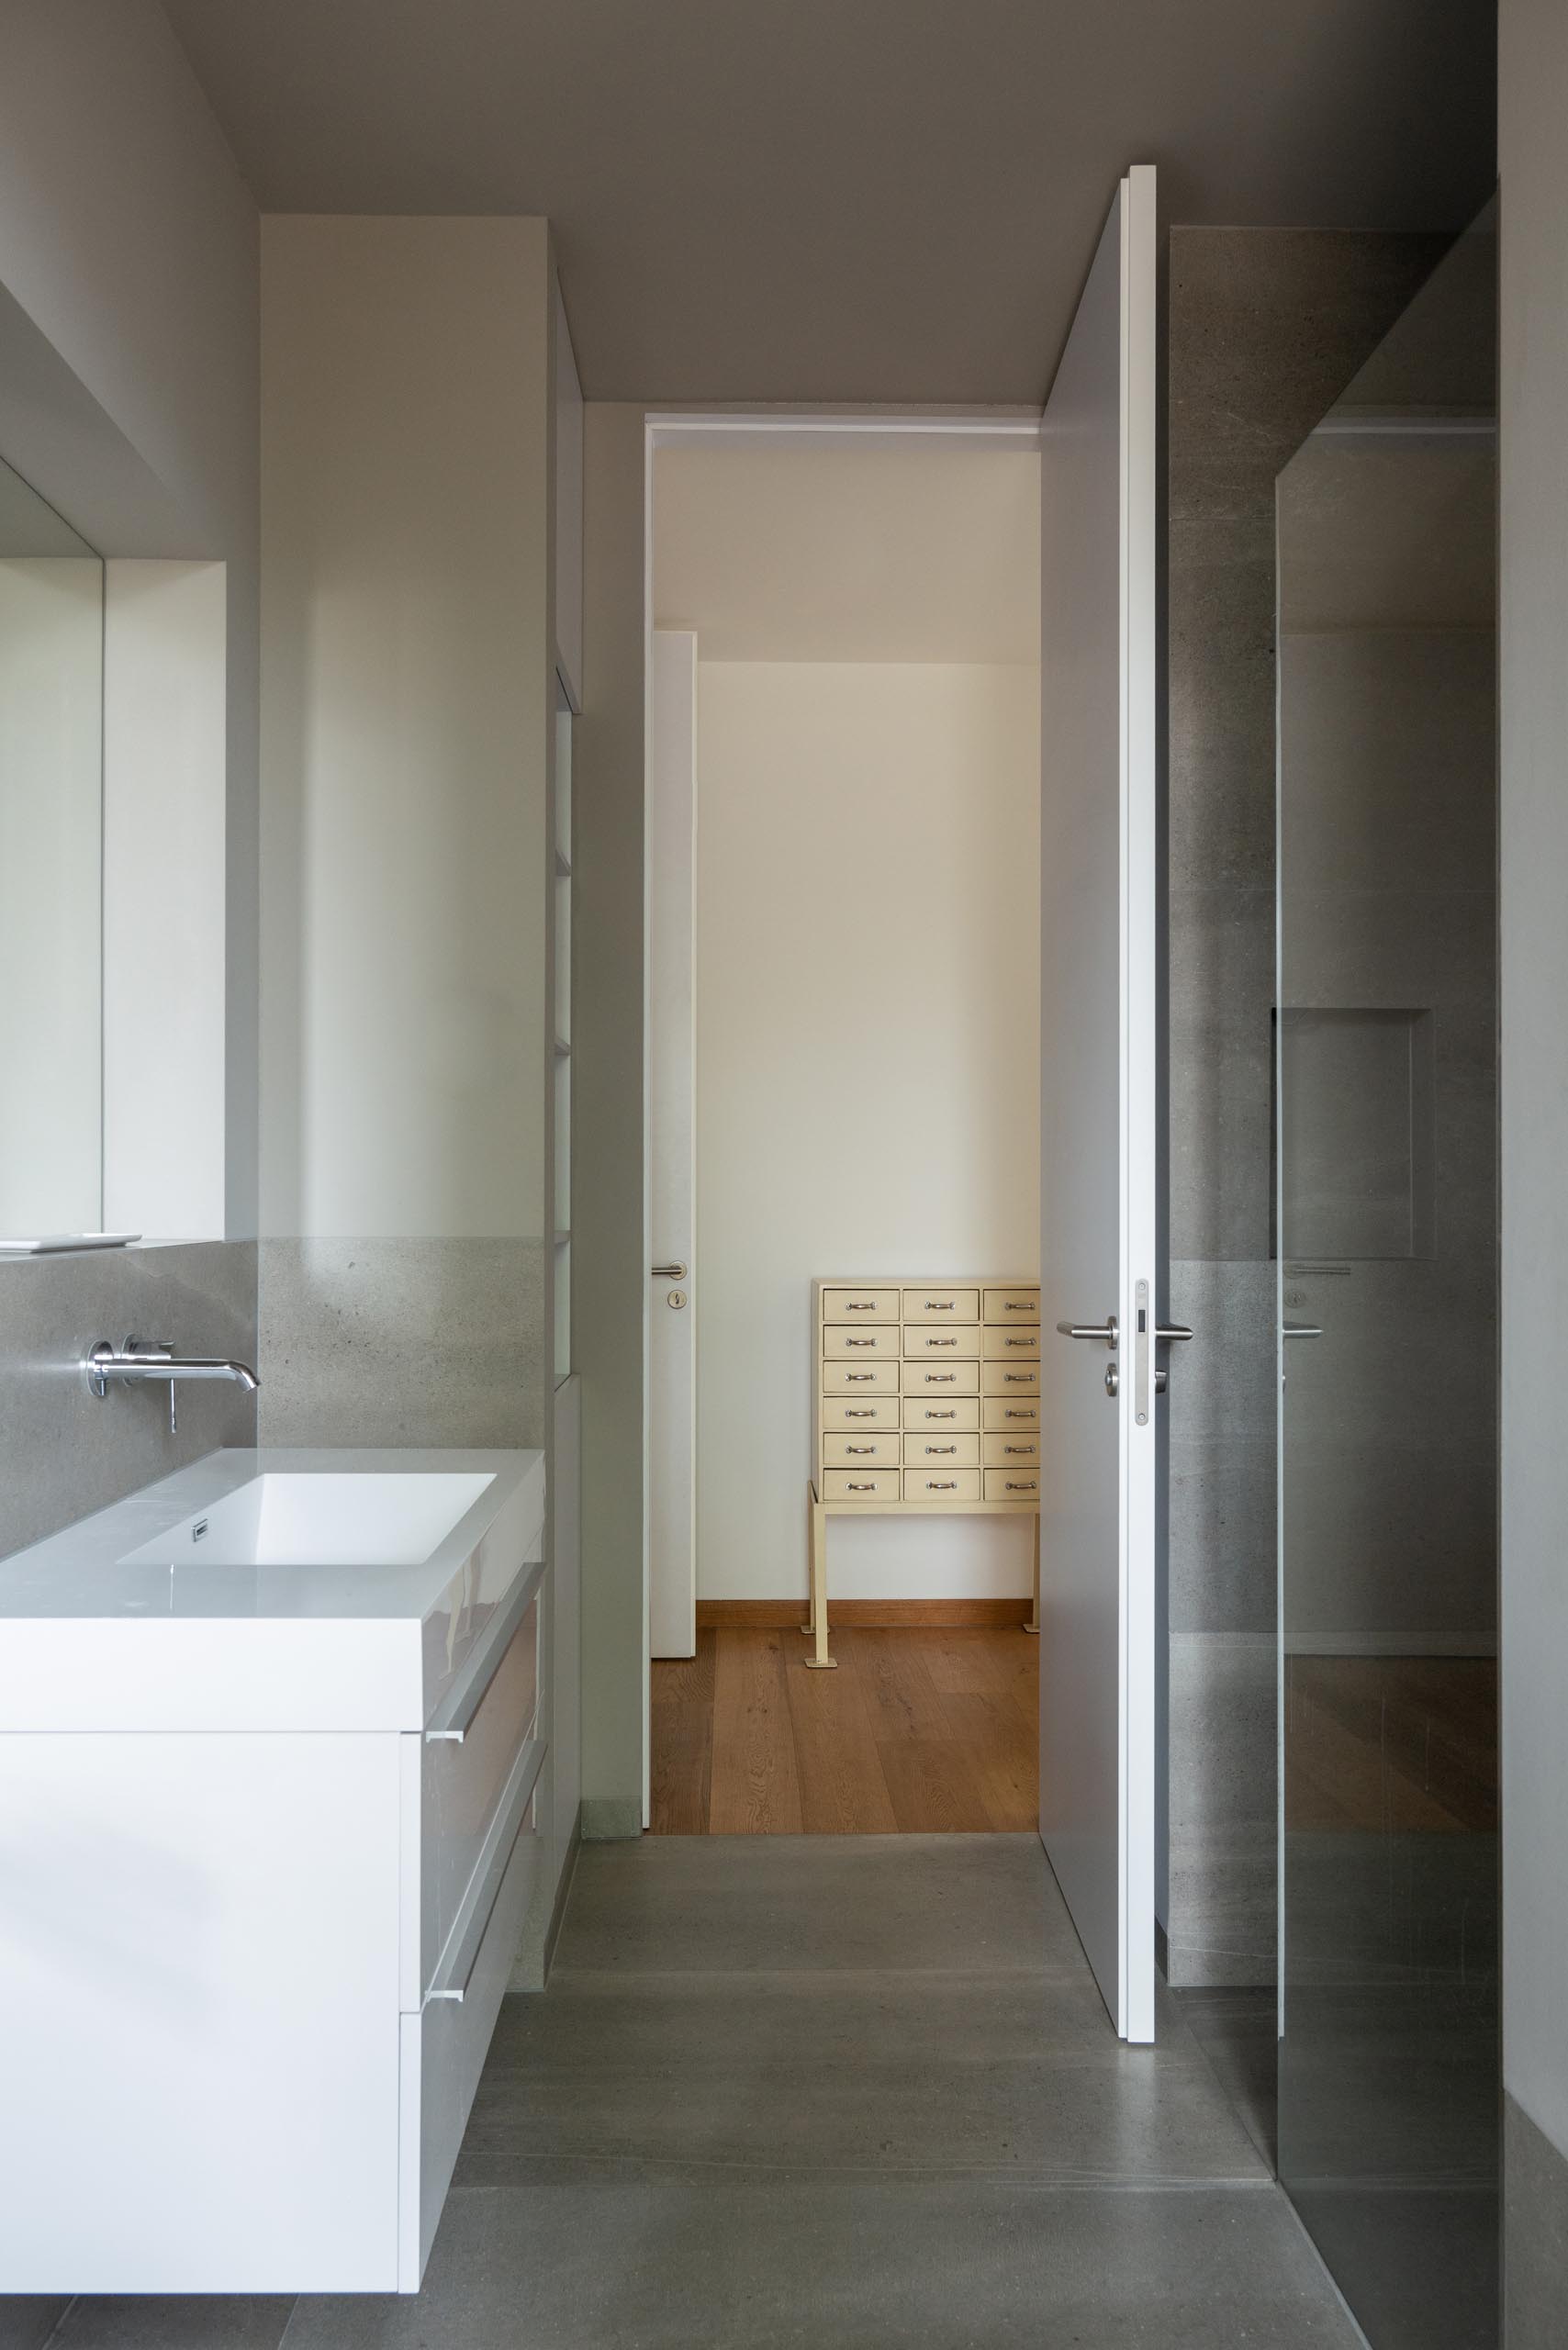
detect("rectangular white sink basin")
[117,1471,496,1569]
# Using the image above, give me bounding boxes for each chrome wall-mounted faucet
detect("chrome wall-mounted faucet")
[84,1337,261,1434]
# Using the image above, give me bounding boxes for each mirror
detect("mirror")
[0,453,104,1236]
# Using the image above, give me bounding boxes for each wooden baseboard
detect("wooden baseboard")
[695,1597,1032,1629]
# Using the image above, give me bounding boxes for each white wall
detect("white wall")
[695,659,1040,1600]
[1500,0,1568,2170]
[0,1,260,1237]
[0,557,103,1233]
[103,561,228,1240]
[260,216,551,1242]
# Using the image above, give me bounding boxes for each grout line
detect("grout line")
[40,2301,76,2348]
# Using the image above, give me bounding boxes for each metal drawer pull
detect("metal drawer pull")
[425,1557,545,1744]
[924,1301,956,1312]
[846,1446,877,1456]
[846,1372,874,1382]
[845,1408,875,1418]
[927,1445,957,1455]
[1004,1481,1035,1493]
[1004,1408,1032,1421]
[1005,1301,1031,1311]
[929,1409,956,1419]
[1003,1373,1033,1384]
[846,1302,875,1312]
[928,1480,958,1490]
[847,1482,876,1492]
[1004,1445,1032,1455]
[427,1730,546,2002]
[846,1337,875,1348]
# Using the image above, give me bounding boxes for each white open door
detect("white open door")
[1037,165,1159,2042]
[647,629,698,1659]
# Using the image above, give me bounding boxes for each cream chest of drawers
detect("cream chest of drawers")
[805,1278,1042,1667]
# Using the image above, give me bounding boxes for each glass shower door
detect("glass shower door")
[1275,212,1499,2350]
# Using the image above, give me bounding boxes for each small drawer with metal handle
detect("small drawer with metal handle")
[822,1287,901,1323]
[902,1324,981,1360]
[902,1432,980,1468]
[903,1396,980,1430]
[902,1359,980,1395]
[902,1287,980,1322]
[822,1322,900,1358]
[822,1468,902,1501]
[903,1469,981,1502]
[822,1395,900,1431]
[985,1469,1041,1501]
[822,1358,899,1396]
[982,1326,1040,1359]
[983,1288,1040,1325]
[985,1397,1041,1429]
[982,1360,1041,1396]
[823,1431,902,1469]
[984,1432,1041,1467]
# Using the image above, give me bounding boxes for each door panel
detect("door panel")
[647,631,698,1659]
[1037,166,1158,2042]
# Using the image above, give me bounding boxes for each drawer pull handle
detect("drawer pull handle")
[847,1482,877,1493]
[427,1731,546,2001]
[846,1302,876,1312]
[927,1444,957,1455]
[924,1301,956,1312]
[846,1446,877,1456]
[425,1556,545,1744]
[1004,1373,1032,1384]
[928,1480,958,1490]
[1005,1481,1036,1493]
[930,1409,956,1419]
[928,1337,957,1348]
[846,1372,874,1382]
[1004,1445,1033,1456]
[846,1337,875,1348]
[845,1409,875,1419]
[929,1374,956,1383]
[1005,1410,1032,1421]
[1005,1301,1031,1312]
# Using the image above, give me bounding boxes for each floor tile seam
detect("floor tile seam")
[451,2154,1276,2188]
[39,2305,77,2350]
[544,1964,1094,1987]
[446,2152,1279,2189]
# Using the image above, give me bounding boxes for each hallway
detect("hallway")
[270,1835,1356,2347]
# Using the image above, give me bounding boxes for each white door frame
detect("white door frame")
[640,408,1044,1822]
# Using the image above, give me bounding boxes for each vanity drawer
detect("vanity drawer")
[903,1396,980,1431]
[418,1577,540,2001]
[904,1469,981,1502]
[983,1326,1040,1359]
[902,1359,980,1396]
[985,1397,1041,1430]
[823,1395,900,1431]
[986,1468,1041,1502]
[985,1431,1041,1467]
[823,1287,901,1323]
[983,1360,1041,1397]
[823,1323,900,1359]
[902,1432,980,1468]
[984,1288,1040,1325]
[902,1324,981,1359]
[902,1287,980,1323]
[401,1763,543,2288]
[823,1431,902,1469]
[823,1469,902,1502]
[822,1359,900,1397]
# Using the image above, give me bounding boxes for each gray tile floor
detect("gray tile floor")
[8,1835,1361,2349]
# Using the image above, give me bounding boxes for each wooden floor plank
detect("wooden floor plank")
[709,1626,804,1834]
[784,1629,900,1834]
[939,1689,1039,1831]
[649,1630,716,1834]
[652,1624,1042,1837]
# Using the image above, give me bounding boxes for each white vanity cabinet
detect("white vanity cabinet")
[0,1447,547,2295]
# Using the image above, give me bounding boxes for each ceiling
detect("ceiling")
[654,443,1039,664]
[162,0,1496,404]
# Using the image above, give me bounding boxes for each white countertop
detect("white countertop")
[0,1447,546,1734]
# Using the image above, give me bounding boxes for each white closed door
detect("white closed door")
[647,630,698,1658]
[1037,165,1158,2042]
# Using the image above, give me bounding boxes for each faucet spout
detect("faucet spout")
[84,1339,261,1400]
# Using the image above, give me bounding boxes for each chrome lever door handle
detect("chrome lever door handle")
[1155,1325,1193,1342]
[651,1262,688,1280]
[1056,1315,1118,1348]
[1282,1323,1322,1338]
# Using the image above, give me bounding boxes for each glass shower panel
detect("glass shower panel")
[1275,211,1498,2350]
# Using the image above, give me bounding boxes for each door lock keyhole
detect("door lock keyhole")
[666,1290,688,1311]
[1104,1362,1119,1397]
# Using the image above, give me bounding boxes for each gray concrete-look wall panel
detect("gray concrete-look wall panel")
[0,1242,257,1562]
